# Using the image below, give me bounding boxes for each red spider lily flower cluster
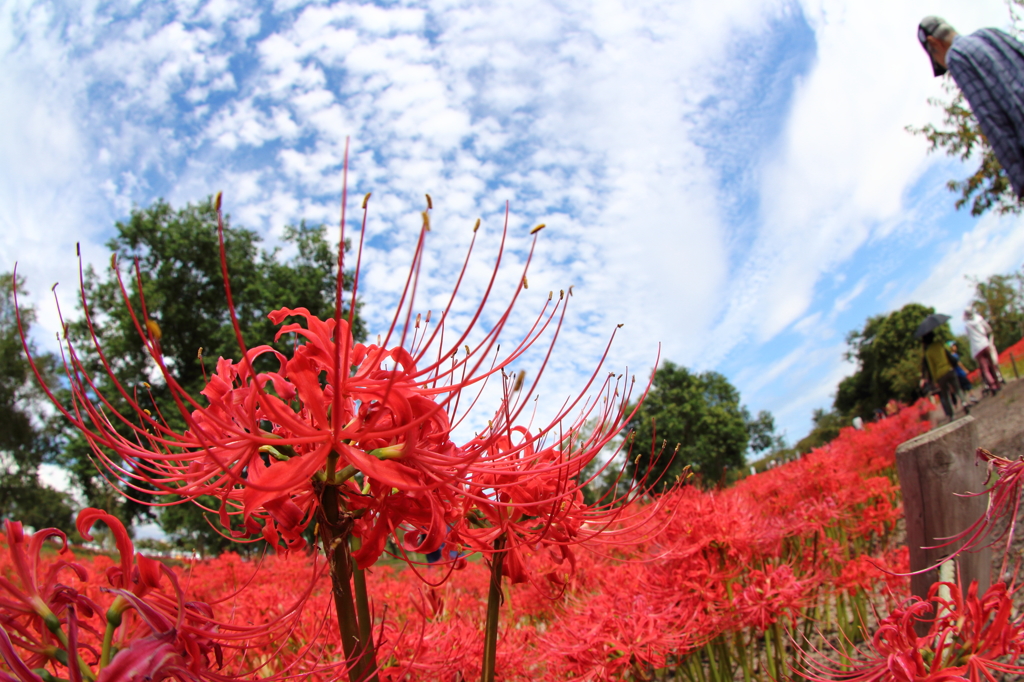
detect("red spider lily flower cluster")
[0,512,317,682]
[14,155,664,682]
[384,400,926,680]
[14,140,988,679]
[2,396,937,681]
[805,580,1024,682]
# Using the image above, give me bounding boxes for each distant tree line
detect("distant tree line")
[600,264,1024,491]
[577,362,785,498]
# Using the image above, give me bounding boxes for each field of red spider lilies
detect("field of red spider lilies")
[3,403,935,681]
[6,158,1024,681]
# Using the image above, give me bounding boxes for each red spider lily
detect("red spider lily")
[927,448,1024,578]
[0,515,206,682]
[18,182,641,570]
[446,409,655,585]
[933,581,1024,680]
[836,555,890,597]
[0,397,945,681]
[0,520,87,673]
[15,146,655,682]
[803,581,1024,682]
[542,563,698,681]
[0,513,324,682]
[735,564,808,632]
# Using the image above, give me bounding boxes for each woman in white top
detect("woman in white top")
[964,309,1001,394]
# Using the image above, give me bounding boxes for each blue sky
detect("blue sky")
[4,0,1024,461]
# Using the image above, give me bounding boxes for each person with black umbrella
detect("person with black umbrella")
[916,314,965,421]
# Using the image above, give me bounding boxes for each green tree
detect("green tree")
[58,198,364,550]
[907,1,1024,216]
[745,408,784,455]
[834,303,946,419]
[623,362,750,490]
[0,273,74,531]
[793,408,853,455]
[907,83,1022,216]
[968,272,1024,352]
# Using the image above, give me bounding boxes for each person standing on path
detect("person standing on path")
[964,309,1001,395]
[918,16,1024,197]
[946,340,977,405]
[920,330,962,421]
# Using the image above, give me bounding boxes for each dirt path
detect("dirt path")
[921,374,1024,457]
[968,376,1024,458]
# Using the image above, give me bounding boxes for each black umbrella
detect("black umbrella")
[913,313,950,339]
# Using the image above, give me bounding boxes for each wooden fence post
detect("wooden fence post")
[1012,353,1019,380]
[895,416,990,636]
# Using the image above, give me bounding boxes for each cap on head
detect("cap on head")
[918,16,955,76]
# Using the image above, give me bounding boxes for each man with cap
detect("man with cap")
[919,16,1024,197]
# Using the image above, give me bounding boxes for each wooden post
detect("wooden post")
[895,416,990,636]
[1012,353,1019,380]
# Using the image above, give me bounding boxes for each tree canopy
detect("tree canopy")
[907,83,1022,216]
[623,362,757,490]
[792,408,852,455]
[0,273,74,531]
[969,271,1024,353]
[745,408,784,455]
[834,302,948,420]
[57,198,363,549]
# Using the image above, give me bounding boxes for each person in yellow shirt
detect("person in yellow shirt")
[920,330,964,421]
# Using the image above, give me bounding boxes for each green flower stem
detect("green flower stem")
[704,642,720,682]
[316,479,376,682]
[335,464,357,484]
[676,655,694,682]
[836,592,851,653]
[763,627,776,682]
[326,450,339,485]
[481,535,506,682]
[793,592,819,682]
[717,637,733,681]
[350,535,377,676]
[690,651,707,682]
[852,589,868,644]
[35,600,96,681]
[772,622,786,681]
[734,631,752,682]
[100,595,127,669]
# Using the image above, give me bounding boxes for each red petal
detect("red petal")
[76,509,133,589]
[341,443,423,490]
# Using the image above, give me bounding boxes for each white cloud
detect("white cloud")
[710,1,1012,345]
[704,0,1017,434]
[905,211,1024,325]
[2,0,1021,448]
[832,276,867,315]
